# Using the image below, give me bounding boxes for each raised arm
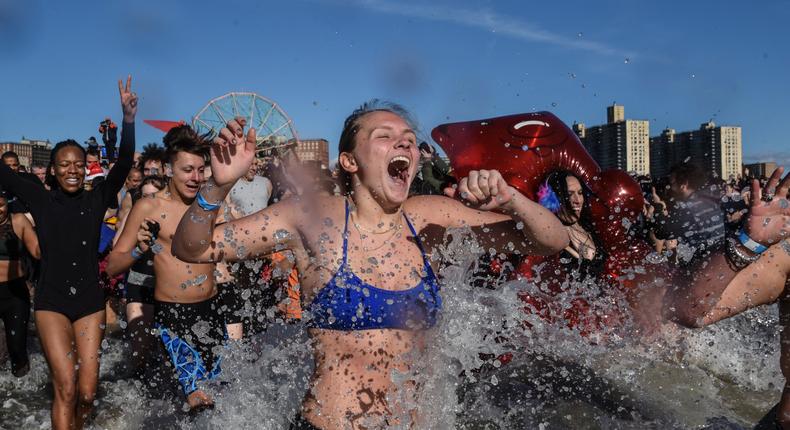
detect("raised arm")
[414,169,568,256]
[666,168,790,327]
[102,76,137,205]
[172,117,301,263]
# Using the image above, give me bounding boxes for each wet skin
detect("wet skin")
[173,111,569,428]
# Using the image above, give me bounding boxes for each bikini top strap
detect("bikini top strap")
[403,212,431,267]
[342,199,350,266]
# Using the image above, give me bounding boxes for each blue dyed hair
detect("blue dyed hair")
[538,181,561,213]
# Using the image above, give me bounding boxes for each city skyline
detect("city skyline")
[0,0,787,172]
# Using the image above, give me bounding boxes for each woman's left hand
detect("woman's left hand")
[118,75,138,123]
[445,169,515,211]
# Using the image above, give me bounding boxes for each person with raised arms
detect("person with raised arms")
[172,101,568,429]
[0,76,137,430]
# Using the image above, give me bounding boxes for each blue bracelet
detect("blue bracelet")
[737,229,768,254]
[196,192,221,211]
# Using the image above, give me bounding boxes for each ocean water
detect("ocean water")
[0,233,782,429]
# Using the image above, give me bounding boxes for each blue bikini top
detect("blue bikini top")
[307,201,442,331]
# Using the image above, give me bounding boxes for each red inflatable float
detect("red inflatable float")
[432,112,659,335]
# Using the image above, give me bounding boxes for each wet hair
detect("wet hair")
[1,151,19,161]
[162,125,210,164]
[138,143,167,171]
[670,162,707,191]
[336,99,417,195]
[131,175,167,203]
[46,139,86,189]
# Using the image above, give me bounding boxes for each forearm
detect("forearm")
[172,181,233,262]
[0,164,44,211]
[506,192,569,255]
[104,122,135,191]
[106,250,139,277]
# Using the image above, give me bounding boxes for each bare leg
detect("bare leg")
[35,311,77,430]
[125,302,154,373]
[72,310,105,430]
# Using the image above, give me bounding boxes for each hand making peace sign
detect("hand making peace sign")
[118,75,138,123]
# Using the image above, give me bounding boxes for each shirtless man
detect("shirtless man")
[106,125,221,410]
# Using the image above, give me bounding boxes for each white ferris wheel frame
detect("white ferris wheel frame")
[192,92,300,153]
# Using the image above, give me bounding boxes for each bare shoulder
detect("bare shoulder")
[11,213,31,230]
[131,194,160,215]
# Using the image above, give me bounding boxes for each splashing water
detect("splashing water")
[0,229,782,429]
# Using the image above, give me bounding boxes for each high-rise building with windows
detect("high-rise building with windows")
[650,122,742,181]
[573,104,650,175]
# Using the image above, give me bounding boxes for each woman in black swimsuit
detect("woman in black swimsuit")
[0,188,40,377]
[0,76,137,430]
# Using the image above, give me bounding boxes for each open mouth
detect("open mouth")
[387,155,411,185]
[185,183,200,193]
[65,178,80,186]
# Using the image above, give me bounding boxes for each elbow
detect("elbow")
[105,256,123,278]
[171,238,205,263]
[537,228,570,256]
[662,291,707,328]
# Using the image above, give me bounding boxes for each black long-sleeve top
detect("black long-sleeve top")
[0,123,135,298]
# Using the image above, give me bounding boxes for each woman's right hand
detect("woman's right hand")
[744,167,790,247]
[211,117,257,188]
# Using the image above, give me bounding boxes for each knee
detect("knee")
[53,379,78,404]
[78,384,97,407]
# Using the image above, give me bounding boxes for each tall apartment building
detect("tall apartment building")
[650,121,742,181]
[295,138,330,169]
[572,104,650,175]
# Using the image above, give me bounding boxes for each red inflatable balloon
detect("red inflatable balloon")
[432,112,662,333]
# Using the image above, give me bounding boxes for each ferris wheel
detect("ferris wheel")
[192,92,299,156]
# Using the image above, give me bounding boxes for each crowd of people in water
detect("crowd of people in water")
[0,76,789,430]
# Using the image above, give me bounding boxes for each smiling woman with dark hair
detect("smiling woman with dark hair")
[0,76,137,430]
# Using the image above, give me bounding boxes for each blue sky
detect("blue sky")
[1,0,788,171]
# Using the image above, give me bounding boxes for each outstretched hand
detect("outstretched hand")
[744,167,790,246]
[444,169,515,211]
[210,117,257,188]
[118,75,138,122]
